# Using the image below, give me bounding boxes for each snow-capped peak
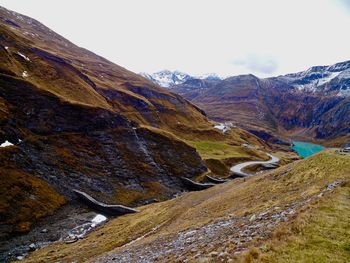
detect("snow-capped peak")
[140,70,193,88]
[140,70,222,88]
[279,60,350,96]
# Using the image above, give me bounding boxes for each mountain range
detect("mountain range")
[140,70,221,87]
[166,60,350,145]
[0,5,349,263]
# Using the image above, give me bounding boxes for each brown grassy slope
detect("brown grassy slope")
[188,139,271,177]
[142,125,272,177]
[248,185,350,263]
[0,6,212,135]
[22,150,350,262]
[0,5,270,238]
[0,6,268,146]
[172,75,278,132]
[0,147,65,237]
[0,43,211,235]
[321,134,350,148]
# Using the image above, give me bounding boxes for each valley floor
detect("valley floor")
[21,150,350,262]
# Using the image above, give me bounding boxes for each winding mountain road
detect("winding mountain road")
[230,153,280,177]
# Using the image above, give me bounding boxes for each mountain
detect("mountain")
[170,61,350,145]
[0,5,204,238]
[1,6,348,263]
[278,60,350,96]
[140,70,194,88]
[141,70,221,87]
[0,5,269,248]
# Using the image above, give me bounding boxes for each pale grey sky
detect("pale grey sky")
[0,0,349,77]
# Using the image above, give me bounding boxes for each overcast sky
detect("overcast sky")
[0,0,349,77]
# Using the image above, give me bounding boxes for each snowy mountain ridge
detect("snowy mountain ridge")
[142,60,350,96]
[140,70,222,88]
[278,60,350,96]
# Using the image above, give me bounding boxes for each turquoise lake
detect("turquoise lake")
[292,141,325,158]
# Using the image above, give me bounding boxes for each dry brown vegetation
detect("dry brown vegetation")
[1,8,346,263]
[237,182,350,263]
[0,6,270,238]
[0,166,65,237]
[21,150,350,262]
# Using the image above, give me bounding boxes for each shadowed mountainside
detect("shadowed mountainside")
[0,6,269,239]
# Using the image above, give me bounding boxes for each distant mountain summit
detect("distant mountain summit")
[140,70,221,87]
[277,60,350,96]
[143,61,350,95]
[170,60,350,143]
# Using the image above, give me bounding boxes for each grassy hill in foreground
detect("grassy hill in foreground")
[22,150,350,262]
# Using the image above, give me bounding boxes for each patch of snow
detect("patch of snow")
[0,140,14,147]
[4,46,9,50]
[22,71,28,78]
[214,123,226,131]
[140,70,193,87]
[317,71,341,86]
[16,14,24,21]
[242,143,256,149]
[214,122,235,133]
[283,62,350,94]
[64,213,108,241]
[91,214,107,226]
[296,85,304,91]
[17,52,30,61]
[337,88,350,97]
[142,70,223,88]
[337,69,350,79]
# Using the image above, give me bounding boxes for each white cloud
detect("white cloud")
[233,54,278,75]
[0,0,349,77]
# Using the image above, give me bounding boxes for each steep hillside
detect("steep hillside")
[0,6,212,132]
[22,150,350,262]
[0,5,269,245]
[170,62,350,144]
